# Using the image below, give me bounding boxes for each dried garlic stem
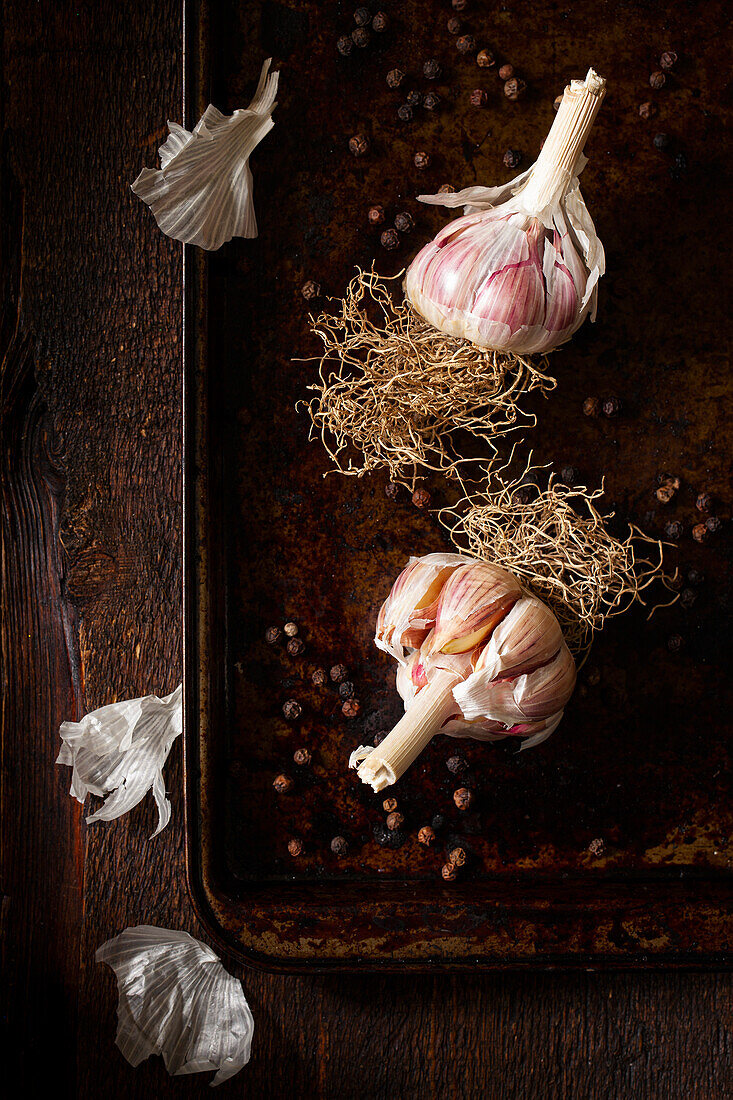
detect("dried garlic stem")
[354,668,460,792]
[520,68,607,214]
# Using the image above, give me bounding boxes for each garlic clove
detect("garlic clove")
[426,561,521,655]
[375,552,468,663]
[469,596,565,683]
[454,644,576,724]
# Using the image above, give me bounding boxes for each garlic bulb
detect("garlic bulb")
[405,69,606,354]
[131,58,279,249]
[350,557,575,791]
[56,684,182,836]
[97,926,254,1085]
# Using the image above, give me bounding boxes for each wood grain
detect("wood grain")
[2,1,732,1097]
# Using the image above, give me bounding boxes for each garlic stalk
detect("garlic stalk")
[131,58,279,250]
[405,68,606,354]
[350,558,575,791]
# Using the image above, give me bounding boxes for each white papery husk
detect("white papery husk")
[97,926,253,1086]
[132,58,279,249]
[56,684,182,837]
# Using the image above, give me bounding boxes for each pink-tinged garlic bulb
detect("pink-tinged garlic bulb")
[405,68,606,355]
[350,558,576,791]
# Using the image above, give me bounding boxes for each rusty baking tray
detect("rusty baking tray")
[183,0,733,969]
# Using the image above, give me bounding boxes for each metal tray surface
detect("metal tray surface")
[184,0,733,969]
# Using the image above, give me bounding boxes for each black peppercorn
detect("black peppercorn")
[441,862,458,881]
[349,133,369,156]
[498,63,514,80]
[470,88,488,107]
[453,787,474,810]
[406,90,421,107]
[273,773,293,794]
[503,148,521,168]
[368,204,385,226]
[394,211,414,232]
[385,481,400,500]
[653,132,670,151]
[412,487,431,508]
[287,637,305,656]
[477,49,495,68]
[382,797,398,813]
[649,70,666,89]
[418,825,436,846]
[331,835,349,855]
[294,747,312,766]
[311,667,327,686]
[687,568,705,586]
[397,104,414,122]
[431,813,445,831]
[287,838,304,857]
[386,68,405,89]
[664,520,684,541]
[583,396,601,418]
[448,846,467,867]
[386,811,404,830]
[553,94,563,111]
[680,588,697,609]
[705,515,722,535]
[265,625,282,645]
[696,492,713,513]
[337,35,353,57]
[330,663,348,683]
[560,465,577,484]
[372,11,388,32]
[301,280,321,300]
[504,77,526,100]
[692,523,708,544]
[659,50,678,71]
[423,59,441,80]
[639,101,657,120]
[354,7,370,26]
[423,91,441,111]
[352,26,370,48]
[438,183,454,194]
[602,395,622,418]
[447,16,462,34]
[446,754,467,774]
[414,151,430,169]
[380,228,400,250]
[372,730,388,745]
[512,484,533,506]
[456,34,476,54]
[667,634,683,653]
[284,621,298,637]
[282,699,302,721]
[342,698,361,718]
[339,680,355,700]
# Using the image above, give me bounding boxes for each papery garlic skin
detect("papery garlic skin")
[132,58,279,250]
[375,552,469,664]
[405,69,606,354]
[351,555,576,791]
[97,926,253,1086]
[56,684,182,836]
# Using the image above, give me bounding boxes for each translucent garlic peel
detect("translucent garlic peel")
[375,552,469,664]
[406,68,606,354]
[97,926,253,1086]
[131,58,279,250]
[352,554,575,790]
[56,684,182,837]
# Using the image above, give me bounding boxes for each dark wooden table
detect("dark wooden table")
[2,2,732,1097]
